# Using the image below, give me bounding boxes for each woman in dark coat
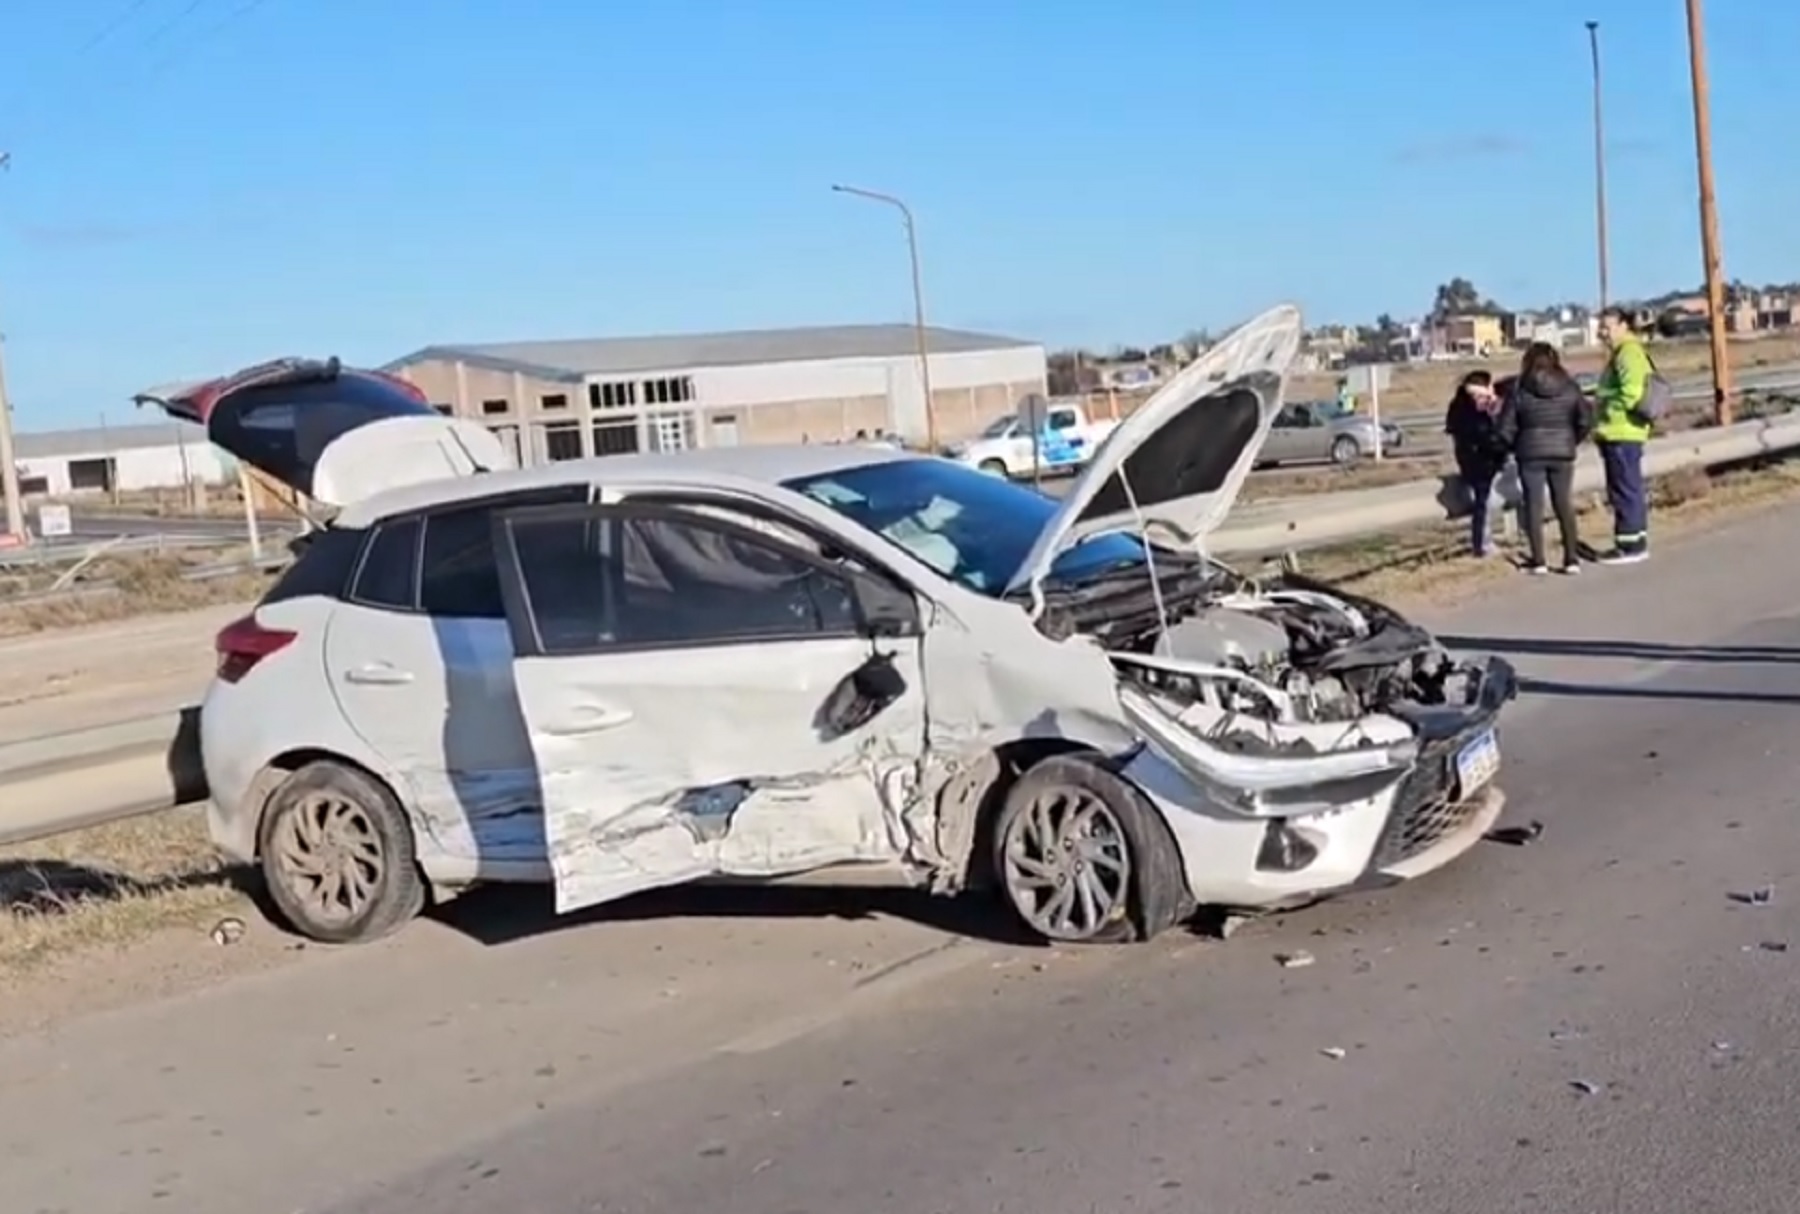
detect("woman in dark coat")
[1443,369,1508,557]
[1498,342,1593,574]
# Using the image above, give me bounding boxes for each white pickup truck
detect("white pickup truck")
[943,400,1121,479]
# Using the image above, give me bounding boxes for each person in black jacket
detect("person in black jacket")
[1443,370,1508,557]
[1499,342,1593,575]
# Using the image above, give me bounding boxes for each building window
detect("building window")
[544,422,584,462]
[432,402,454,416]
[593,420,640,456]
[540,393,569,411]
[481,398,509,416]
[642,377,694,405]
[67,457,116,493]
[648,414,695,452]
[591,381,637,410]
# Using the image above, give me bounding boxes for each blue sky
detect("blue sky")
[0,0,1794,427]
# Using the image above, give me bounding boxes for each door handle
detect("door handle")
[344,664,414,686]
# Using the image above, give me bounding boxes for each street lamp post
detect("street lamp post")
[831,184,938,450]
[1584,21,1611,314]
[1683,0,1734,424]
[0,151,23,543]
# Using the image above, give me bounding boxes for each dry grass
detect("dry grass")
[0,810,251,972]
[1277,457,1800,608]
[50,486,252,520]
[1286,330,1800,415]
[0,550,275,639]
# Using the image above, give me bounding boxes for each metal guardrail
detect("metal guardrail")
[5,407,1800,850]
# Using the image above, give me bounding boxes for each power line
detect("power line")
[72,0,160,56]
[138,0,215,53]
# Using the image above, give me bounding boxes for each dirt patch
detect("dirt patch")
[0,810,255,974]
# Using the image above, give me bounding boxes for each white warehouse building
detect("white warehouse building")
[385,323,1049,462]
[13,422,234,498]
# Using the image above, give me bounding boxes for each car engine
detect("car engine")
[1039,561,1484,729]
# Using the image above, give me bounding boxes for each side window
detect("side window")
[260,526,365,607]
[1047,409,1078,432]
[419,507,505,618]
[506,509,861,655]
[350,518,422,609]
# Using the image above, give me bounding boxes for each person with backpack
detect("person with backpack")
[1443,369,1508,557]
[1592,306,1666,564]
[1498,344,1592,575]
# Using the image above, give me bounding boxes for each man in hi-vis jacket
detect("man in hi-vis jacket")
[1592,306,1653,564]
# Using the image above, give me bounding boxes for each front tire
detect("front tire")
[256,760,427,945]
[979,458,1011,478]
[1330,435,1361,466]
[992,756,1192,944]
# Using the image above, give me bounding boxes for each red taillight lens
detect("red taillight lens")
[214,614,296,684]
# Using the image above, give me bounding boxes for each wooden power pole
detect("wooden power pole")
[1683,0,1734,424]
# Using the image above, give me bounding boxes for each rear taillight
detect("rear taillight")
[214,614,296,684]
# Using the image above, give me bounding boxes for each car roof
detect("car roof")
[333,441,921,527]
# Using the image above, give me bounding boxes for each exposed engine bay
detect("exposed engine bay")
[1034,561,1493,754]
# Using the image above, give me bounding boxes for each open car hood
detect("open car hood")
[1003,304,1302,599]
[132,356,512,513]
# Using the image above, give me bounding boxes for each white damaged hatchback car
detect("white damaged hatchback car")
[138,305,1518,946]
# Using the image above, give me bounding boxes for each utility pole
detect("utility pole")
[1683,0,1734,424]
[1585,21,1611,313]
[0,150,23,542]
[831,184,938,450]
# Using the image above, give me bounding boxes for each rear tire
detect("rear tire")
[256,760,426,945]
[991,755,1192,944]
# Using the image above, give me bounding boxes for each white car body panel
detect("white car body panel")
[516,638,926,914]
[311,416,513,509]
[1005,305,1302,599]
[160,308,1516,941]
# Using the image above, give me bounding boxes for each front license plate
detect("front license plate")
[1454,729,1501,797]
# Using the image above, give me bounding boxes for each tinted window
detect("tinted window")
[784,458,1145,595]
[420,508,505,618]
[351,519,421,609]
[209,373,437,499]
[508,511,858,655]
[260,527,363,606]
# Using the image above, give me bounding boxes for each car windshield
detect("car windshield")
[978,414,1017,439]
[784,458,1147,595]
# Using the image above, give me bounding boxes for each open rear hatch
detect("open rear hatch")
[133,357,512,519]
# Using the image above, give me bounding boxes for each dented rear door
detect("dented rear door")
[490,499,928,914]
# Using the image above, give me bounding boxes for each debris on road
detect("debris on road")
[209,916,246,946]
[1757,941,1789,954]
[1484,820,1545,847]
[1276,950,1317,969]
[1320,1047,1347,1061]
[1569,1079,1604,1097]
[1728,886,1775,907]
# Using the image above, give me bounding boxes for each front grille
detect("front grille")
[1371,726,1492,868]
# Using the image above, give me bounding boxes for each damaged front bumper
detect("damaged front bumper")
[1117,655,1520,911]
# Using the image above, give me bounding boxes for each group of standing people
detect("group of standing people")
[1443,306,1656,574]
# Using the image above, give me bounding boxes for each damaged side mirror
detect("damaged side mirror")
[846,568,920,639]
[816,651,909,740]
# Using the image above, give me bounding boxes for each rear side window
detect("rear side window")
[350,518,422,609]
[419,507,505,618]
[260,527,364,606]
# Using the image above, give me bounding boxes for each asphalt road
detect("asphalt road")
[7,500,1800,1213]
